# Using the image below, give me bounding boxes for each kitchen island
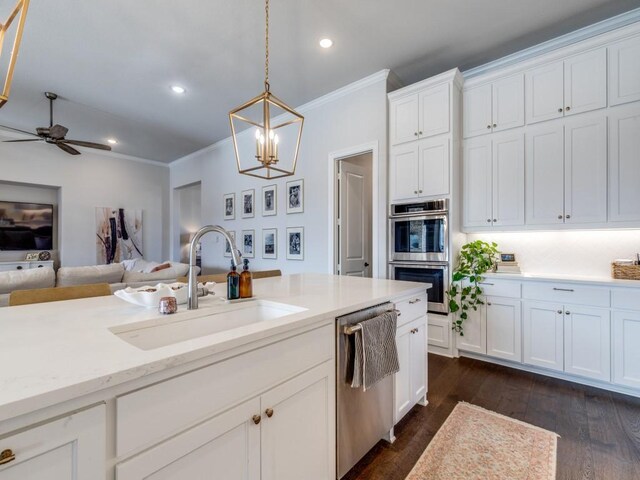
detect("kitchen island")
[0,273,429,479]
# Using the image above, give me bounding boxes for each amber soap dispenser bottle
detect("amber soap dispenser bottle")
[240,258,253,299]
[227,261,240,300]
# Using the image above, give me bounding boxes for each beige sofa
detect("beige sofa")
[0,262,197,307]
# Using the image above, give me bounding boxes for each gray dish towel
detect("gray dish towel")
[351,311,400,391]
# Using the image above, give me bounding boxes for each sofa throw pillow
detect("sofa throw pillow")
[0,267,56,295]
[56,263,125,287]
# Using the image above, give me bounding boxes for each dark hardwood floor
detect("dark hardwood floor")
[344,354,640,480]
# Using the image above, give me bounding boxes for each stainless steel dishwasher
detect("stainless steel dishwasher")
[336,302,395,479]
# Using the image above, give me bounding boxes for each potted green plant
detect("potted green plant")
[446,240,499,336]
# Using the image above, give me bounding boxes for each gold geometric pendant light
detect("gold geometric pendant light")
[0,0,30,108]
[229,0,304,179]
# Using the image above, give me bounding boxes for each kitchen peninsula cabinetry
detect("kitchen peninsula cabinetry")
[389,68,462,202]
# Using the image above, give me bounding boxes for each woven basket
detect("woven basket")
[611,262,640,281]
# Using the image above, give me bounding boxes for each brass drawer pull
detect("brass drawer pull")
[265,408,274,418]
[409,298,422,304]
[252,415,261,425]
[0,449,16,465]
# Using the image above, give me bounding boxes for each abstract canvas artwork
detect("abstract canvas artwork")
[96,207,143,264]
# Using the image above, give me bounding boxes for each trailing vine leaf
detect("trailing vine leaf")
[446,240,499,335]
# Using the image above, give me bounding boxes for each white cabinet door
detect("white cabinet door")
[609,105,640,222]
[463,137,492,228]
[563,306,610,382]
[261,362,334,480]
[463,84,492,138]
[0,405,105,480]
[492,74,525,132]
[564,115,607,224]
[486,297,522,362]
[492,132,524,226]
[427,315,451,349]
[395,322,413,422]
[390,94,420,146]
[418,137,450,198]
[609,35,640,106]
[526,61,564,124]
[564,48,607,116]
[419,83,450,138]
[390,143,419,202]
[410,318,427,405]
[457,302,486,354]
[613,310,640,389]
[117,399,260,480]
[523,301,564,372]
[525,124,565,225]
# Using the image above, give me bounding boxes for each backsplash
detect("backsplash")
[467,230,640,278]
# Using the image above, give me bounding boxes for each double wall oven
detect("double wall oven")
[389,199,449,314]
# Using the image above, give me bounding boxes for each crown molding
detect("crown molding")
[170,69,392,167]
[387,68,463,100]
[463,7,640,79]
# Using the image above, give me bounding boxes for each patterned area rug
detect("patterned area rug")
[406,402,558,480]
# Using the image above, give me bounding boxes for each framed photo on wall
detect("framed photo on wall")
[241,189,255,218]
[262,228,277,259]
[286,179,304,214]
[242,229,255,258]
[223,230,236,257]
[262,184,277,216]
[286,227,304,260]
[223,193,235,220]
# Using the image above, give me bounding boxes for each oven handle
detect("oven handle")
[389,214,448,222]
[389,262,449,269]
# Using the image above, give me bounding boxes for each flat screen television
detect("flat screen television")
[0,201,54,251]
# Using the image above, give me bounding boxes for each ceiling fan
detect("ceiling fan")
[0,92,112,155]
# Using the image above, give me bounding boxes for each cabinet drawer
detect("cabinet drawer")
[612,288,640,311]
[427,315,450,348]
[396,293,428,326]
[477,279,521,298]
[116,324,333,457]
[522,282,610,307]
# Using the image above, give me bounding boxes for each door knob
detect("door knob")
[364,262,370,267]
[0,449,16,465]
[252,415,261,425]
[265,408,274,418]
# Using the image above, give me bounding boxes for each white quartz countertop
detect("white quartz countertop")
[0,274,427,423]
[484,271,640,288]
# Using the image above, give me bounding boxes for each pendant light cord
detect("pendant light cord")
[264,0,270,91]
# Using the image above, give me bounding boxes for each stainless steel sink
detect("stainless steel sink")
[110,300,307,350]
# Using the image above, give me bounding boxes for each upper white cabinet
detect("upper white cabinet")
[390,142,420,202]
[526,48,607,125]
[463,75,524,137]
[609,35,640,106]
[463,132,524,229]
[609,104,640,222]
[390,84,450,146]
[0,405,105,480]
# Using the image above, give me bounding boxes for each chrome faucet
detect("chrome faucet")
[187,225,242,310]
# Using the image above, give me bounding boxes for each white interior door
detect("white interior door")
[339,159,372,277]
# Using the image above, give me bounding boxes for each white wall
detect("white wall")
[170,71,389,275]
[174,182,202,263]
[468,230,640,278]
[0,137,170,266]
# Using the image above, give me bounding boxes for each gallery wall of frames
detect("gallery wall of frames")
[222,179,305,262]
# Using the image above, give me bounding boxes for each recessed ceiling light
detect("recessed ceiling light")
[319,38,333,49]
[107,138,118,145]
[170,85,186,94]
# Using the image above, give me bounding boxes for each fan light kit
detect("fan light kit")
[319,38,333,48]
[170,85,186,94]
[229,0,304,180]
[0,92,113,155]
[0,0,30,109]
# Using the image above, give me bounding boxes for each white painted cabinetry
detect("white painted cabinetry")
[390,95,420,146]
[389,142,420,202]
[525,48,607,124]
[0,405,105,479]
[523,301,564,372]
[608,34,640,106]
[613,310,640,389]
[563,306,611,382]
[463,74,524,137]
[609,104,640,222]
[0,261,54,272]
[463,132,524,229]
[395,316,427,423]
[486,297,522,362]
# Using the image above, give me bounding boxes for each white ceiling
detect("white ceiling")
[0,0,638,163]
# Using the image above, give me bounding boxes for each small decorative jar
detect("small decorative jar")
[158,296,177,314]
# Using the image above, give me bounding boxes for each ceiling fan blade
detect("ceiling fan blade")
[3,138,43,142]
[0,124,39,137]
[49,124,69,139]
[63,139,112,151]
[56,142,81,155]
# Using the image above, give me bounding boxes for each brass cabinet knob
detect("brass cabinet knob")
[252,415,261,425]
[414,132,419,136]
[265,408,274,418]
[566,215,571,219]
[557,310,563,314]
[558,108,564,113]
[566,106,571,111]
[565,311,571,315]
[558,215,563,219]
[0,449,16,465]
[487,124,491,129]
[487,219,491,223]
[493,124,497,128]
[419,131,423,135]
